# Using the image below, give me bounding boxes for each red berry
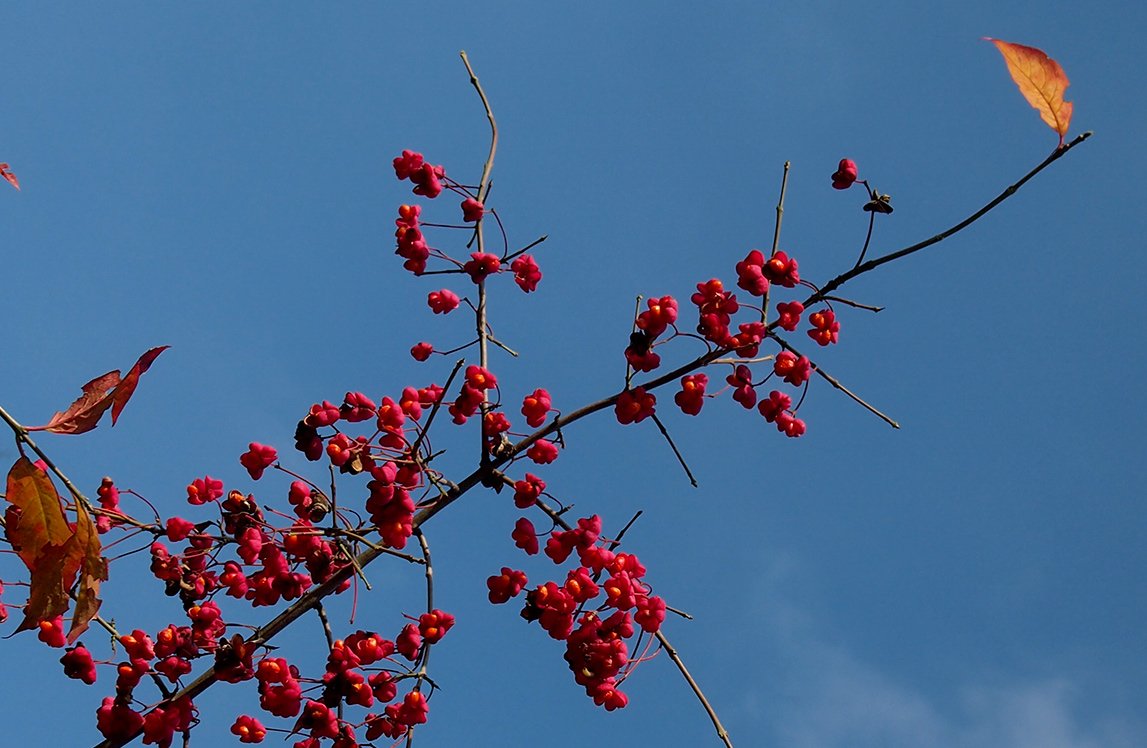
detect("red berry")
[527,438,559,464]
[461,197,485,222]
[510,254,542,292]
[831,158,859,189]
[674,374,708,416]
[239,443,277,480]
[807,309,840,346]
[231,715,267,744]
[61,644,98,684]
[774,351,813,386]
[427,289,460,314]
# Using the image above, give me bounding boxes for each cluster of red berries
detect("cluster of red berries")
[224,617,450,745]
[612,243,848,437]
[37,382,476,745]
[284,386,471,548]
[490,484,667,711]
[47,443,457,746]
[391,150,543,363]
[609,158,878,438]
[60,623,201,745]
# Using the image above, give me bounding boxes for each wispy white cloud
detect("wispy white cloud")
[738,555,1143,748]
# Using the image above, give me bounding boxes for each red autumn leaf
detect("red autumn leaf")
[0,163,19,191]
[27,346,169,434]
[4,457,72,570]
[31,370,122,435]
[67,501,107,643]
[111,345,170,425]
[986,38,1073,147]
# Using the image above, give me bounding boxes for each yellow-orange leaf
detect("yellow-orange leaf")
[987,38,1073,146]
[4,457,71,570]
[17,539,79,633]
[4,458,107,638]
[67,501,106,643]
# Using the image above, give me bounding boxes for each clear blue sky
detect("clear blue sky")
[1,3,1144,747]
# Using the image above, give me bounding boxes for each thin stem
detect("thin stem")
[415,528,434,614]
[503,234,548,264]
[610,510,644,547]
[650,413,698,488]
[315,603,335,651]
[811,132,1092,306]
[772,336,899,429]
[853,210,877,268]
[476,279,490,466]
[656,630,734,748]
[487,334,519,358]
[761,161,790,324]
[770,161,790,255]
[0,403,99,515]
[460,51,499,466]
[459,51,498,205]
[408,359,465,461]
[627,295,644,389]
[821,295,884,313]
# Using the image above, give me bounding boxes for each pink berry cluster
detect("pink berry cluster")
[611,241,847,437]
[38,383,474,747]
[392,149,542,362]
[489,493,667,711]
[288,387,458,549]
[226,618,449,746]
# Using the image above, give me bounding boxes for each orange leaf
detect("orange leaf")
[111,345,169,425]
[987,38,1073,147]
[4,459,107,637]
[16,539,79,633]
[4,457,72,570]
[0,163,19,191]
[67,501,107,643]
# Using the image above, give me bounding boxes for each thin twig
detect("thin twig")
[459,51,498,205]
[315,603,335,651]
[415,528,434,615]
[332,529,426,564]
[821,295,884,313]
[502,234,548,264]
[761,161,791,324]
[315,603,339,720]
[853,210,877,268]
[487,334,519,358]
[656,629,734,748]
[810,132,1093,306]
[609,510,644,548]
[712,355,775,366]
[0,404,100,516]
[772,336,900,429]
[341,545,373,592]
[770,161,790,255]
[413,527,436,686]
[649,413,698,487]
[408,359,465,461]
[460,51,499,466]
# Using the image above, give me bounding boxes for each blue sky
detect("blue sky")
[1,3,1144,747]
